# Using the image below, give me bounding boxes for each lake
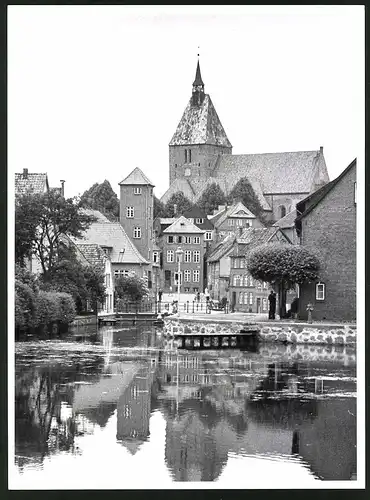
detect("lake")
[12,322,357,488]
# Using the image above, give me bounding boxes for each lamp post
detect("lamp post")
[175,246,183,316]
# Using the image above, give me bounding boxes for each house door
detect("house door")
[232,292,236,312]
[257,298,261,313]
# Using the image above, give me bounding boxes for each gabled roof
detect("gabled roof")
[163,215,205,234]
[72,222,149,264]
[211,201,257,228]
[74,243,107,273]
[207,233,236,263]
[119,167,154,186]
[273,209,297,229]
[160,178,195,204]
[296,159,356,222]
[228,227,288,257]
[183,206,214,230]
[169,94,232,148]
[15,171,49,196]
[214,150,329,195]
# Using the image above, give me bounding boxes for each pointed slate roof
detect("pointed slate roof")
[72,222,149,264]
[119,167,154,186]
[214,150,329,195]
[169,94,232,148]
[193,60,204,86]
[163,215,205,234]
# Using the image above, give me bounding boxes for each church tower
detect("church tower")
[168,59,232,189]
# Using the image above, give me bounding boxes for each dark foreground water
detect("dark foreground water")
[12,323,357,488]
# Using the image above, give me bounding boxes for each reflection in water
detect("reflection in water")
[14,324,357,483]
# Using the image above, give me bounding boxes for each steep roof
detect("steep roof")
[212,201,257,229]
[163,215,205,234]
[73,222,149,264]
[228,227,287,257]
[160,178,195,204]
[183,206,214,230]
[296,159,356,222]
[119,167,154,186]
[15,171,49,196]
[214,150,329,195]
[169,94,232,148]
[207,233,236,263]
[74,243,107,273]
[193,60,204,86]
[273,209,297,229]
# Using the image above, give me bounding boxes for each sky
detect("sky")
[8,5,364,200]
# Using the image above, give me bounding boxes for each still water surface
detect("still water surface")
[13,323,357,488]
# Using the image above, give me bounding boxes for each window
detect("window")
[193,270,200,282]
[153,251,159,264]
[233,275,241,286]
[249,292,253,305]
[185,149,188,163]
[237,219,243,226]
[244,292,249,305]
[126,206,134,218]
[165,270,171,283]
[133,227,141,238]
[193,236,200,244]
[316,282,325,301]
[240,258,245,268]
[174,272,182,285]
[263,298,267,311]
[205,231,212,241]
[184,250,192,263]
[263,281,267,289]
[193,251,200,263]
[167,235,174,244]
[177,236,183,244]
[239,293,243,304]
[134,187,142,195]
[243,274,249,286]
[189,149,192,163]
[184,287,190,293]
[193,287,199,292]
[185,236,191,244]
[167,250,174,263]
[257,281,262,290]
[184,270,191,282]
[195,218,204,224]
[354,182,357,205]
[228,219,234,226]
[114,269,129,279]
[249,276,254,287]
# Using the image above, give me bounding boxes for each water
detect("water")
[12,323,357,488]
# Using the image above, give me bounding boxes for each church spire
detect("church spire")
[192,56,205,106]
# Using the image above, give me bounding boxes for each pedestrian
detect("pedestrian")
[204,287,210,302]
[268,290,277,320]
[196,291,200,302]
[158,289,163,302]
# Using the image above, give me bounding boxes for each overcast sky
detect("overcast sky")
[8,5,364,200]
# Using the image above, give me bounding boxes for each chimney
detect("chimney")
[23,168,28,179]
[173,203,177,216]
[319,146,323,155]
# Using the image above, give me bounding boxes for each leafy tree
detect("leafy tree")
[115,272,149,304]
[80,180,119,219]
[15,280,36,332]
[153,195,166,219]
[227,177,268,224]
[247,243,320,318]
[197,183,226,215]
[164,192,193,217]
[15,190,96,276]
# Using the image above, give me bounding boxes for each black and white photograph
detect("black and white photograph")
[8,5,365,489]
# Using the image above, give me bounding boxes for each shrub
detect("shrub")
[34,291,60,329]
[15,280,36,331]
[54,292,76,324]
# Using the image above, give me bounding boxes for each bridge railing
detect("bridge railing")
[115,300,230,315]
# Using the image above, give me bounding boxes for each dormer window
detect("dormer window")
[134,187,142,195]
[195,218,204,224]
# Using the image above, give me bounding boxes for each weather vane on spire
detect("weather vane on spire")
[197,46,200,58]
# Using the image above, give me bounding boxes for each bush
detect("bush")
[15,280,36,331]
[34,291,60,329]
[54,292,76,324]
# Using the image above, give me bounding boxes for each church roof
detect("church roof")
[193,60,204,86]
[169,94,232,148]
[163,215,205,234]
[73,222,149,264]
[214,150,329,195]
[160,178,195,204]
[119,167,154,186]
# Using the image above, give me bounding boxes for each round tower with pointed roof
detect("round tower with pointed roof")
[169,59,232,188]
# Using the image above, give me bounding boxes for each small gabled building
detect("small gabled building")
[208,201,265,242]
[161,216,205,294]
[228,227,291,313]
[15,168,49,196]
[206,233,236,301]
[295,159,356,322]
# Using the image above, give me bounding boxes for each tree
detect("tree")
[164,192,193,217]
[115,272,149,304]
[80,180,119,219]
[15,190,96,276]
[247,243,320,318]
[227,177,268,224]
[197,183,226,215]
[153,195,166,219]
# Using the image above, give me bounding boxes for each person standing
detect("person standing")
[158,289,163,302]
[268,290,277,320]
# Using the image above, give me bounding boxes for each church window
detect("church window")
[126,206,134,218]
[133,227,141,239]
[189,149,192,162]
[134,187,142,195]
[185,149,188,163]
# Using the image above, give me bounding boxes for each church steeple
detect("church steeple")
[192,59,205,106]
